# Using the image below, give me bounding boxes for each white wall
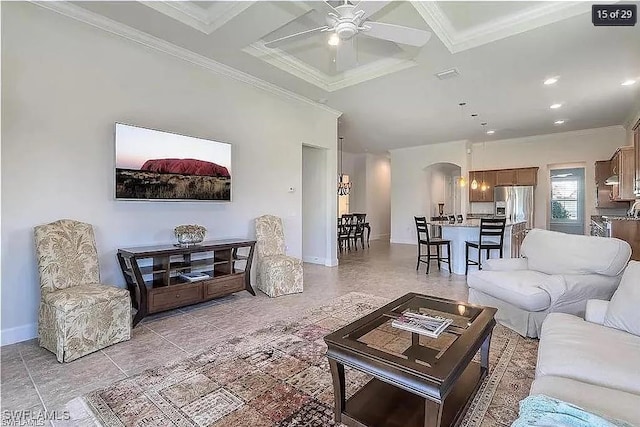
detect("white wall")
[1,2,338,344]
[365,154,391,240]
[390,140,469,244]
[339,152,390,241]
[302,146,328,264]
[471,126,627,231]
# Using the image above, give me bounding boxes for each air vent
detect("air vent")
[435,68,460,80]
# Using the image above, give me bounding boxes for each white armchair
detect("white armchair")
[254,215,303,297]
[467,228,631,337]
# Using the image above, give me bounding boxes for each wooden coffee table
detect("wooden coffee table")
[324,293,497,427]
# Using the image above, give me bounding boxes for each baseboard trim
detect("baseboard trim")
[1,323,37,346]
[325,258,338,267]
[390,238,417,245]
[302,256,327,265]
[370,233,390,241]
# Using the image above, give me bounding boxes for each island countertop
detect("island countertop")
[430,219,526,228]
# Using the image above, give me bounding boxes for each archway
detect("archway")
[423,162,463,218]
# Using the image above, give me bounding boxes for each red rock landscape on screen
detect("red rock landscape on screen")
[141,158,230,178]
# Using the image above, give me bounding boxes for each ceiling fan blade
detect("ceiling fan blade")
[264,26,328,48]
[362,21,431,47]
[355,1,391,19]
[336,38,357,72]
[310,1,340,16]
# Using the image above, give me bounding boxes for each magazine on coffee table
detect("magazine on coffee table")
[391,312,453,338]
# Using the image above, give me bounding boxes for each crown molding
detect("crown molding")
[31,1,341,117]
[140,1,255,35]
[245,41,418,92]
[412,1,594,54]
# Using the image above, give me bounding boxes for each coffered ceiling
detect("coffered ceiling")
[42,1,640,152]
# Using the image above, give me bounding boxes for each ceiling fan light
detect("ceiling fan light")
[328,33,340,46]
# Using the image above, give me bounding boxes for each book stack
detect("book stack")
[391,312,453,338]
[178,272,211,282]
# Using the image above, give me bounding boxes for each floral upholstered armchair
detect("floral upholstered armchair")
[34,219,131,362]
[254,215,303,297]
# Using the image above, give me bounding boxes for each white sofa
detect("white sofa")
[527,261,640,425]
[467,228,631,338]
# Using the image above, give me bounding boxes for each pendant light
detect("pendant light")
[337,137,352,196]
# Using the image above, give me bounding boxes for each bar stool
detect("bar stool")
[465,218,507,275]
[414,216,452,274]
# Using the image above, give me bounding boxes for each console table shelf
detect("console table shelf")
[118,239,256,326]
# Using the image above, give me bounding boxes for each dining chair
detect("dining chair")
[465,218,507,275]
[414,216,451,274]
[337,218,352,253]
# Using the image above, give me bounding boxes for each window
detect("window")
[549,167,585,235]
[551,179,579,220]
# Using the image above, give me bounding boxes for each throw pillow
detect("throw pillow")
[604,260,640,336]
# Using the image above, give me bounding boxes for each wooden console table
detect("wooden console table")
[117,239,256,326]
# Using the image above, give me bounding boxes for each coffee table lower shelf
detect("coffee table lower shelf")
[340,361,484,427]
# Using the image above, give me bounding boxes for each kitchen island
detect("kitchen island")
[430,219,527,275]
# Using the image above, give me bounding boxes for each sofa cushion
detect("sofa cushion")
[467,270,554,311]
[536,313,640,395]
[522,229,631,276]
[604,261,640,337]
[530,376,640,426]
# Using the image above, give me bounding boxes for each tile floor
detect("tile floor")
[0,241,470,425]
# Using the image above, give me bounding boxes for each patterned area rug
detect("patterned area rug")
[83,292,538,426]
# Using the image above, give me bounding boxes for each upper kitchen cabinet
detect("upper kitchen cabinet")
[515,168,538,186]
[595,160,626,208]
[608,146,635,201]
[468,170,496,202]
[473,167,538,188]
[495,169,516,186]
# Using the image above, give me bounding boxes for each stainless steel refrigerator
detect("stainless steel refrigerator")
[494,186,535,229]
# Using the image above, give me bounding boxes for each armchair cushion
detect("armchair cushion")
[604,261,640,336]
[482,257,529,271]
[43,284,130,309]
[585,300,609,325]
[536,313,640,395]
[468,270,555,312]
[522,229,631,276]
[257,255,303,298]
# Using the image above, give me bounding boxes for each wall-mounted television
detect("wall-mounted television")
[115,123,232,201]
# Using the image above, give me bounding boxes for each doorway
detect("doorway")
[302,145,328,264]
[549,167,585,235]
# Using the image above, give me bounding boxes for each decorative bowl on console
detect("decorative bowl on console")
[174,225,207,247]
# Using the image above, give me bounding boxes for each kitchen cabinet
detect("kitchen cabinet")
[610,146,635,201]
[595,160,625,208]
[468,170,495,202]
[472,167,538,189]
[610,219,640,261]
[516,168,538,186]
[495,169,516,186]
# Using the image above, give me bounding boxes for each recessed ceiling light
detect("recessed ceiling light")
[622,79,636,86]
[554,120,565,125]
[544,77,559,85]
[550,103,562,109]
[486,130,495,135]
[328,33,339,46]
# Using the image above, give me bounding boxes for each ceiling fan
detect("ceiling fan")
[264,1,432,72]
